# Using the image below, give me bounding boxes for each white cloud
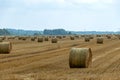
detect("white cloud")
[23,0,65,5]
[22,0,114,10]
[23,0,113,5]
[0,0,118,31]
[66,0,114,7]
[67,0,98,4]
[102,0,113,4]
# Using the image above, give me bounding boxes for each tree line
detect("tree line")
[0,29,10,35]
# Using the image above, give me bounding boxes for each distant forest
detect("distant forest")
[0,28,120,36]
[0,29,10,35]
[43,29,69,35]
[0,29,69,36]
[7,29,42,36]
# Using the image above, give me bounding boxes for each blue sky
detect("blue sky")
[0,0,120,31]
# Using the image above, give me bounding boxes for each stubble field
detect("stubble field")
[0,36,120,80]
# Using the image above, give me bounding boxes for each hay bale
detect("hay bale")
[69,48,92,68]
[31,37,35,41]
[0,37,6,40]
[97,37,103,44]
[34,36,38,39]
[96,35,101,37]
[7,36,16,40]
[51,38,57,43]
[0,38,3,42]
[85,37,90,42]
[106,35,111,39]
[75,35,79,38]
[81,35,85,37]
[22,38,26,41]
[70,36,75,40]
[18,37,22,40]
[0,42,12,53]
[63,36,66,38]
[22,37,26,40]
[90,36,94,39]
[49,36,52,38]
[38,38,43,42]
[56,36,62,39]
[52,36,55,38]
[44,37,49,41]
[118,37,120,40]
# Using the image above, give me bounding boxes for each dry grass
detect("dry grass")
[0,36,120,80]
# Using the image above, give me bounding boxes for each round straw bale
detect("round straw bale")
[63,36,66,38]
[2,37,6,40]
[18,37,22,40]
[85,37,90,42]
[0,38,3,42]
[75,35,79,38]
[51,38,57,43]
[56,36,62,39]
[0,42,12,53]
[31,37,35,41]
[81,35,85,37]
[49,36,52,38]
[0,37,5,40]
[34,36,37,39]
[97,37,103,44]
[96,35,101,37]
[44,37,49,41]
[69,48,92,68]
[22,37,27,40]
[7,36,16,40]
[38,37,43,42]
[118,37,120,39]
[52,36,56,38]
[70,36,75,40]
[106,35,111,39]
[90,36,94,39]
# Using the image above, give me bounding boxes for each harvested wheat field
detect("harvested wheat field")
[0,36,120,80]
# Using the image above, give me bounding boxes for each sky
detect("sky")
[0,0,120,31]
